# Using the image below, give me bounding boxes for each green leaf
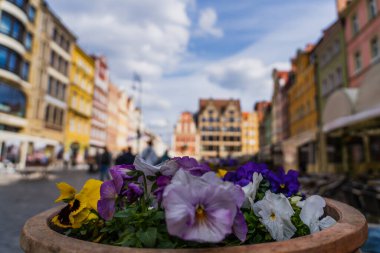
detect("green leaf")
[138,227,157,247]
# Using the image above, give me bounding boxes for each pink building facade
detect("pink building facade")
[342,0,380,87]
[173,112,198,158]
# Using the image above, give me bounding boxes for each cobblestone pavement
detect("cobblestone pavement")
[0,169,98,253]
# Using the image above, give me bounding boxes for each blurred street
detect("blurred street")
[0,170,94,252]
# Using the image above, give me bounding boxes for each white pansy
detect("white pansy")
[290,196,302,205]
[242,172,263,208]
[133,156,179,176]
[253,191,296,241]
[297,195,336,233]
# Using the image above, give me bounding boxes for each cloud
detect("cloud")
[195,8,223,38]
[47,0,192,79]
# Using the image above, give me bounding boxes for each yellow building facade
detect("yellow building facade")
[65,45,94,164]
[241,112,259,155]
[285,45,319,172]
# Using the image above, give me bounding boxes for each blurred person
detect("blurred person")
[141,140,158,165]
[100,148,112,181]
[115,146,135,165]
[157,149,170,164]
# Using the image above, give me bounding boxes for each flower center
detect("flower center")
[270,212,276,221]
[195,204,207,221]
[280,184,285,189]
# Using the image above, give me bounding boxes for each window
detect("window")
[24,32,32,51]
[0,45,22,75]
[50,50,56,66]
[334,39,340,54]
[354,51,362,72]
[7,0,27,12]
[28,6,36,22]
[371,37,379,60]
[352,14,359,35]
[368,0,378,20]
[0,82,26,117]
[336,67,343,85]
[45,104,64,129]
[0,12,26,42]
[21,61,29,81]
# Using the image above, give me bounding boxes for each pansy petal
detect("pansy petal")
[55,182,76,203]
[97,198,116,221]
[110,168,123,194]
[100,181,117,199]
[233,210,248,242]
[299,195,325,228]
[184,209,233,243]
[77,179,102,210]
[319,216,336,230]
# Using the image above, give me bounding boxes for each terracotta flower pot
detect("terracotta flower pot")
[20,198,368,253]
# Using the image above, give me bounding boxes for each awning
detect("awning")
[0,130,60,146]
[323,62,380,133]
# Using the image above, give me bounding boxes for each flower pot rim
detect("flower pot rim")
[20,198,368,253]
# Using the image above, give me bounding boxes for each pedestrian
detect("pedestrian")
[115,146,135,165]
[141,140,158,165]
[100,148,112,181]
[157,149,170,164]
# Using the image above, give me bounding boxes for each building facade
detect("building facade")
[342,0,380,88]
[65,44,94,164]
[198,99,242,159]
[173,111,198,158]
[116,90,129,152]
[89,56,108,153]
[314,20,349,173]
[0,0,41,168]
[106,82,119,154]
[241,111,259,156]
[285,45,318,172]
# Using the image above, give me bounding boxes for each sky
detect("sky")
[46,0,337,144]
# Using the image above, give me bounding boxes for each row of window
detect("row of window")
[71,93,91,115]
[200,126,241,132]
[321,67,344,97]
[201,136,241,142]
[351,0,378,37]
[353,37,379,73]
[73,71,93,93]
[44,104,64,129]
[92,107,107,122]
[93,89,107,105]
[319,39,341,68]
[0,45,29,80]
[6,0,36,22]
[69,118,90,134]
[47,76,66,101]
[50,50,69,75]
[52,28,70,52]
[0,11,34,50]
[201,117,240,122]
[90,127,106,141]
[0,82,26,117]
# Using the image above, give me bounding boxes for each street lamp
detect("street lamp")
[132,72,142,153]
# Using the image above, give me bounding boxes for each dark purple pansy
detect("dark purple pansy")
[153,175,172,202]
[122,183,143,203]
[173,156,211,176]
[267,168,300,197]
[97,165,135,220]
[224,162,270,187]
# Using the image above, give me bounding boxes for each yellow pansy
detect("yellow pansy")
[55,182,76,203]
[52,179,102,229]
[75,179,102,211]
[217,169,228,178]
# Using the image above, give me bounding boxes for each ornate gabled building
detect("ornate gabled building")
[197,99,242,159]
[173,111,198,158]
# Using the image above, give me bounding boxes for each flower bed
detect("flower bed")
[20,156,368,252]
